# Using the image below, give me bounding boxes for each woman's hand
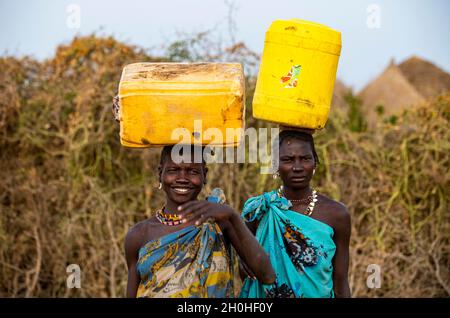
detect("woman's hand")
[178,200,276,285]
[177,201,234,226]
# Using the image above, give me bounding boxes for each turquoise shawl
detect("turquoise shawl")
[239,190,336,298]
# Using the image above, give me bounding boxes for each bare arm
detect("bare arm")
[222,213,275,284]
[332,205,352,298]
[245,219,259,235]
[237,220,260,279]
[124,228,141,298]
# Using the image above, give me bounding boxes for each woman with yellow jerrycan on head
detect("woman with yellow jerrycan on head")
[125,145,276,298]
[239,130,351,298]
[116,62,275,298]
[239,19,351,298]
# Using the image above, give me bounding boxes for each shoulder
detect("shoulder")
[125,218,156,257]
[126,219,152,242]
[317,193,351,229]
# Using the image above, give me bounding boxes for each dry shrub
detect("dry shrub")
[315,96,450,297]
[0,36,448,297]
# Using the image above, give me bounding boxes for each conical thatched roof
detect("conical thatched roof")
[399,56,450,99]
[358,59,424,126]
[358,56,450,127]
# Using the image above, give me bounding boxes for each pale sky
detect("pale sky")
[1,0,449,91]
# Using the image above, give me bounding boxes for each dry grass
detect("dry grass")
[0,36,448,297]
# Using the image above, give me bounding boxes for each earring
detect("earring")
[273,172,279,179]
[158,182,162,190]
[313,169,316,176]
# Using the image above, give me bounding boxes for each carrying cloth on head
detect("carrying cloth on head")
[136,220,238,298]
[239,190,336,298]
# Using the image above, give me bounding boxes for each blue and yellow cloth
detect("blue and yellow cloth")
[239,190,336,298]
[136,220,237,298]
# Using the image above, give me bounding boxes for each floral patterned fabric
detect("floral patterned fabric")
[136,220,237,298]
[239,190,336,298]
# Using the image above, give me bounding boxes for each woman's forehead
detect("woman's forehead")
[280,138,313,154]
[163,157,204,168]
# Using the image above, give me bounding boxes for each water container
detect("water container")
[252,19,342,129]
[116,63,245,147]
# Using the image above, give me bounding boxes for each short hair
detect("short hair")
[276,130,319,165]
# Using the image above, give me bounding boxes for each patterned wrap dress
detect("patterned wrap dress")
[136,220,238,298]
[239,190,336,298]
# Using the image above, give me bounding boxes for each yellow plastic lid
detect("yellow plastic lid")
[267,19,341,52]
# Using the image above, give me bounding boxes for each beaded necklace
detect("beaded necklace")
[156,208,183,226]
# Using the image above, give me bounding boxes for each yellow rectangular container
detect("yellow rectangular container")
[253,19,342,129]
[117,63,245,147]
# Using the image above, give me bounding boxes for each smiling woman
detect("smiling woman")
[124,145,275,298]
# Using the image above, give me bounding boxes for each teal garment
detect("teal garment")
[239,190,336,298]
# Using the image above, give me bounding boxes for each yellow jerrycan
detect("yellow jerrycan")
[252,19,342,129]
[115,63,245,147]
